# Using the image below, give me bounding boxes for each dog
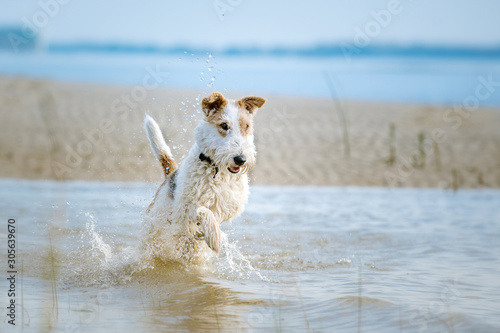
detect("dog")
[142,92,266,263]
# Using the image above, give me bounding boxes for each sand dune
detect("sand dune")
[1,76,499,188]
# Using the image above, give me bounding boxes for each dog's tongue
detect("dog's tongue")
[229,166,240,173]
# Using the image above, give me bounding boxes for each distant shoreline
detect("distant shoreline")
[1,30,500,59]
[45,43,500,59]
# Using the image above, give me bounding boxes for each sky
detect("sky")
[2,0,500,49]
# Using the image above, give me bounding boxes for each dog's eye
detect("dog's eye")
[220,123,229,131]
[246,124,250,130]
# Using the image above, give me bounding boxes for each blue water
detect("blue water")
[1,179,499,332]
[1,52,500,106]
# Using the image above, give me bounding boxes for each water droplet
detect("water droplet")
[207,76,216,87]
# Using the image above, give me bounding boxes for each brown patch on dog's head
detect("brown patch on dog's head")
[238,108,253,136]
[237,96,266,115]
[202,92,227,120]
[237,96,265,136]
[202,92,231,137]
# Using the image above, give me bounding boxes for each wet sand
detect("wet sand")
[1,76,499,188]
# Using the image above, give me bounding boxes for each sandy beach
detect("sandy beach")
[1,76,499,188]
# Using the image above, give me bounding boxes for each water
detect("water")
[1,52,500,107]
[1,179,499,332]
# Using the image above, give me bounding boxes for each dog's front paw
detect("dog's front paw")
[203,223,222,253]
[196,207,222,253]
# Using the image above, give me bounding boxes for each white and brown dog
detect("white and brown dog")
[142,92,266,263]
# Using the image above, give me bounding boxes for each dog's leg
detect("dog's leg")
[144,114,177,178]
[196,207,222,253]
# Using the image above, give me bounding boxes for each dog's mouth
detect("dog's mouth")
[228,166,241,174]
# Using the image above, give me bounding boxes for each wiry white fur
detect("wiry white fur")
[142,95,265,265]
[144,114,172,159]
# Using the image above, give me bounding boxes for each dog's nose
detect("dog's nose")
[233,155,246,166]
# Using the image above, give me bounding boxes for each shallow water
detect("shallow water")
[1,179,500,332]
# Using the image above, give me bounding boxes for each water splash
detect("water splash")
[84,213,112,263]
[216,232,268,281]
[199,53,217,88]
[68,213,148,287]
[66,212,267,287]
[336,258,352,265]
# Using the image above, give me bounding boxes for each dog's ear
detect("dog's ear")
[202,92,228,118]
[237,96,266,115]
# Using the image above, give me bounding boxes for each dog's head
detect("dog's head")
[196,92,266,175]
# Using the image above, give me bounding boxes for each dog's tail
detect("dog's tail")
[144,114,177,178]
